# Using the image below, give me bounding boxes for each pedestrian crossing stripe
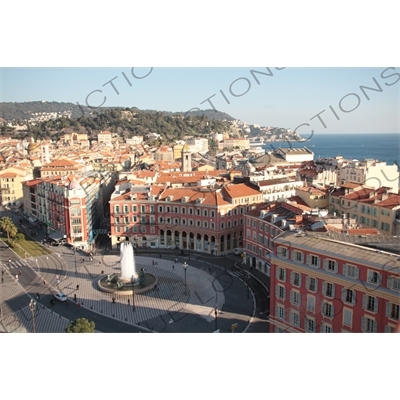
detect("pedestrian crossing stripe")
[1,261,29,270]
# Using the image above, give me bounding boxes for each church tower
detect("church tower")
[181,143,192,172]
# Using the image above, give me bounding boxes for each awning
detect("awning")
[48,231,64,241]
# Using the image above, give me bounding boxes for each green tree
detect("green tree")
[66,318,95,333]
[0,216,17,241]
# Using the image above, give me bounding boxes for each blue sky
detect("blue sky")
[1,67,399,134]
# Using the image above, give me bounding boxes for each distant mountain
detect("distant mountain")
[0,101,235,122]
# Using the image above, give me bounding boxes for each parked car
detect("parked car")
[234,248,243,256]
[54,292,67,302]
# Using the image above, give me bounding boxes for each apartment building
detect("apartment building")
[270,230,400,333]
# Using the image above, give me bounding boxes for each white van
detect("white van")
[234,248,243,256]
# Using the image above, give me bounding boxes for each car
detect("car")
[234,248,243,256]
[54,292,67,302]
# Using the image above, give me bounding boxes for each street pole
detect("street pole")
[29,299,36,333]
[183,262,188,295]
[224,254,227,272]
[214,308,218,331]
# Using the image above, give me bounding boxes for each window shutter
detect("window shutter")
[387,277,393,289]
[352,291,356,305]
[290,271,294,285]
[298,274,302,287]
[290,290,294,303]
[298,293,302,305]
[334,262,338,274]
[283,269,286,282]
[276,286,279,298]
[315,278,318,292]
[386,302,390,317]
[378,273,382,285]
[322,282,326,296]
[361,316,365,332]
[317,257,320,268]
[291,251,296,261]
[331,284,335,299]
[275,305,279,318]
[283,288,286,301]
[374,298,379,313]
[289,311,293,324]
[362,294,366,310]
[307,254,310,265]
[355,267,359,280]
[306,276,309,290]
[323,259,328,271]
[341,288,346,302]
[331,304,335,318]
[373,321,377,333]
[343,263,348,276]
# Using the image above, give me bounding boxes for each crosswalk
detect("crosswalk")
[1,260,30,271]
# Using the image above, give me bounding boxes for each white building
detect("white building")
[337,159,399,193]
[275,147,314,162]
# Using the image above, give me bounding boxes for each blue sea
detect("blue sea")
[261,133,400,166]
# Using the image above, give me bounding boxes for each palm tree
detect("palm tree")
[0,216,17,241]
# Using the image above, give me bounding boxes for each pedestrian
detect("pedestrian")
[1,277,3,284]
[152,260,154,266]
[128,298,130,305]
[56,275,59,281]
[172,265,175,269]
[15,274,18,281]
[74,294,77,302]
[8,258,11,264]
[101,270,104,275]
[99,261,101,265]
[43,280,47,285]
[208,266,211,272]
[36,293,40,300]
[76,284,79,290]
[159,254,162,258]
[18,269,21,275]
[112,296,115,303]
[1,269,4,276]
[77,302,81,309]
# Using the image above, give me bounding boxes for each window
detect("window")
[343,264,359,279]
[264,236,269,246]
[141,205,146,213]
[290,311,300,327]
[124,205,129,213]
[324,259,338,273]
[189,208,193,215]
[321,324,333,333]
[367,270,381,285]
[291,271,301,287]
[276,285,286,300]
[292,250,303,263]
[211,211,215,218]
[323,282,335,298]
[265,225,269,234]
[277,246,288,259]
[276,305,285,320]
[158,206,163,213]
[290,290,301,306]
[387,276,400,291]
[308,254,320,268]
[306,277,318,292]
[342,288,356,305]
[362,316,377,333]
[386,302,400,320]
[305,317,316,333]
[322,302,334,318]
[343,309,352,327]
[132,205,137,212]
[307,296,315,312]
[363,295,378,313]
[277,268,286,282]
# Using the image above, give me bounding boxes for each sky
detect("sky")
[1,67,399,134]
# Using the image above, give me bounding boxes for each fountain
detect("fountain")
[97,239,156,295]
[120,241,138,282]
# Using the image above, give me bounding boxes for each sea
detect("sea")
[261,133,400,166]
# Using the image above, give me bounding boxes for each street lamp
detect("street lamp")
[183,262,188,295]
[29,299,36,333]
[131,275,135,311]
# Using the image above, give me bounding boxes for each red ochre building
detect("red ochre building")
[109,181,264,253]
[269,230,400,333]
